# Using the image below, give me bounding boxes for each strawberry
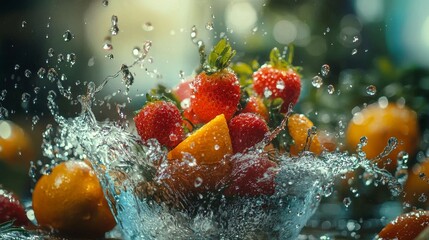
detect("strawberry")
[228,113,269,154]
[240,96,269,122]
[134,100,184,149]
[253,47,301,113]
[0,188,30,226]
[224,155,278,197]
[191,39,241,123]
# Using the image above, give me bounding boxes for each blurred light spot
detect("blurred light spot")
[306,36,327,56]
[354,0,384,23]
[294,21,311,46]
[0,121,12,139]
[225,1,257,35]
[273,20,297,44]
[340,14,362,31]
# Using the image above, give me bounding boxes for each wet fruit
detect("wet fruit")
[0,187,30,226]
[224,155,278,197]
[253,48,301,113]
[166,114,233,193]
[32,160,116,237]
[346,102,419,171]
[228,113,269,153]
[287,114,322,156]
[403,159,429,208]
[377,210,429,240]
[240,96,269,122]
[0,120,35,166]
[191,39,241,123]
[134,100,184,149]
[168,114,233,165]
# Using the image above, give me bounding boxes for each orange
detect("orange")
[346,102,419,171]
[0,120,35,166]
[403,159,429,208]
[166,114,233,193]
[287,114,322,156]
[377,210,429,240]
[168,114,233,165]
[32,160,116,237]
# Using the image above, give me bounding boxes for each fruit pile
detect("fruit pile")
[132,39,325,206]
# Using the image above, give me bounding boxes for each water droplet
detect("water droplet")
[37,67,46,79]
[66,53,77,66]
[60,74,67,81]
[14,64,20,70]
[194,177,203,188]
[34,87,40,94]
[343,197,352,207]
[179,70,185,79]
[21,92,31,102]
[63,30,73,42]
[366,85,376,96]
[276,80,285,90]
[102,0,108,6]
[21,20,27,28]
[88,57,95,67]
[110,25,119,36]
[47,48,55,57]
[24,69,32,78]
[353,36,359,43]
[252,26,258,33]
[143,40,152,54]
[47,68,58,82]
[0,107,9,118]
[57,54,64,63]
[312,75,323,88]
[142,22,154,31]
[106,54,114,59]
[190,25,197,40]
[214,144,220,150]
[320,64,330,77]
[327,85,335,94]
[359,136,368,146]
[419,193,428,203]
[205,21,214,31]
[263,88,272,98]
[351,49,358,55]
[103,42,113,51]
[169,133,178,142]
[32,115,40,127]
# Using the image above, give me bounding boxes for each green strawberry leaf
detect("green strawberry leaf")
[205,38,236,74]
[264,97,295,151]
[268,45,301,74]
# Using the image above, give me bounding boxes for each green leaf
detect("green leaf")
[206,38,236,73]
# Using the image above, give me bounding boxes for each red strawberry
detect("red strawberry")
[134,100,184,149]
[224,155,278,197]
[253,47,301,112]
[228,113,269,153]
[191,39,241,123]
[240,96,269,122]
[0,188,30,226]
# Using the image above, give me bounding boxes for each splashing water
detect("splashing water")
[31,89,403,239]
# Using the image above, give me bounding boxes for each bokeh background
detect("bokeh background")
[1,0,429,238]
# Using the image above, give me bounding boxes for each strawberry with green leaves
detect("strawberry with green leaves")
[191,39,241,123]
[134,99,184,149]
[253,47,301,113]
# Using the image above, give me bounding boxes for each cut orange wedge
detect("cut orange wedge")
[167,114,233,164]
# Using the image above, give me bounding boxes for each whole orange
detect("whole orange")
[32,160,116,237]
[346,103,419,171]
[403,159,429,208]
[0,120,35,166]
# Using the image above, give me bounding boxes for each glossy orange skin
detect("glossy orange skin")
[32,161,116,237]
[287,114,322,156]
[346,103,419,172]
[403,159,429,207]
[377,210,429,240]
[0,120,35,166]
